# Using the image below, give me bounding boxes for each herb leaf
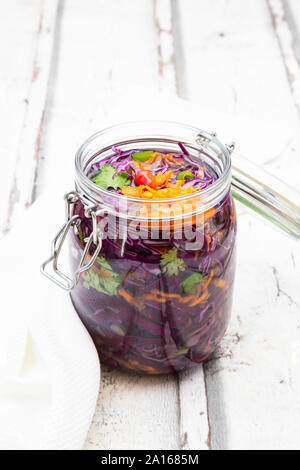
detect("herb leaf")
[176,170,194,181]
[83,256,122,296]
[160,247,187,277]
[171,347,189,357]
[92,164,130,190]
[132,151,154,162]
[180,272,208,293]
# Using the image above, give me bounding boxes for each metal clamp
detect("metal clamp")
[40,191,103,291]
[226,141,236,154]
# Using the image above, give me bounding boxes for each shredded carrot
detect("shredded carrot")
[189,269,214,301]
[163,154,173,161]
[144,185,164,198]
[188,324,207,337]
[138,185,144,198]
[189,289,210,307]
[141,191,153,199]
[133,161,142,169]
[148,152,175,163]
[145,294,165,302]
[99,267,111,278]
[165,180,184,188]
[179,295,196,304]
[145,291,181,303]
[119,287,144,311]
[84,255,111,278]
[148,152,162,164]
[151,289,181,299]
[95,337,105,346]
[111,355,162,374]
[155,170,173,187]
[121,184,199,199]
[205,233,212,251]
[204,207,215,221]
[121,186,140,197]
[193,354,210,363]
[214,278,227,288]
[150,246,171,255]
[203,269,214,289]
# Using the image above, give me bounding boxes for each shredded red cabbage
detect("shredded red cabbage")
[70,143,236,374]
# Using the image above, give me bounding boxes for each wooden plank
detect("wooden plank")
[84,365,179,450]
[154,0,177,94]
[286,0,300,60]
[154,0,211,451]
[37,0,190,450]
[0,0,42,235]
[177,367,211,450]
[206,216,300,450]
[176,0,300,185]
[267,0,300,116]
[176,0,300,449]
[37,0,159,193]
[0,0,59,235]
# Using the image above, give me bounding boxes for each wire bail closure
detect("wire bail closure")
[40,191,103,291]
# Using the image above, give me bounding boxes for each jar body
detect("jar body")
[70,191,236,375]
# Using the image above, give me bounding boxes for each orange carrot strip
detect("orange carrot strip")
[179,295,195,304]
[111,355,161,374]
[151,290,181,300]
[189,289,210,307]
[145,294,168,303]
[123,183,199,199]
[99,267,111,278]
[204,207,215,221]
[148,152,163,164]
[119,287,144,311]
[155,170,173,187]
[214,278,227,288]
[163,153,176,161]
[203,269,214,288]
[145,294,161,301]
[121,187,140,197]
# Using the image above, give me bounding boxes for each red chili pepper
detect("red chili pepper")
[135,170,156,188]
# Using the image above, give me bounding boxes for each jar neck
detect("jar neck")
[74,121,231,219]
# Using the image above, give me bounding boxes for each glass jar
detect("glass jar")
[48,122,236,374]
[43,122,237,374]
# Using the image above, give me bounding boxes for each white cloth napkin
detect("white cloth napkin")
[0,188,100,450]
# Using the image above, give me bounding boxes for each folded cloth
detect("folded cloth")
[0,188,100,450]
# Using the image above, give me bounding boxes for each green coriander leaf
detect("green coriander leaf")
[160,247,187,277]
[180,272,208,293]
[112,171,131,190]
[92,164,130,190]
[83,257,122,296]
[131,151,154,162]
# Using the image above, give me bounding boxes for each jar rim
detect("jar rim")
[74,120,231,213]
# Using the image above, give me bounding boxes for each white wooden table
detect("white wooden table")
[1,0,300,450]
